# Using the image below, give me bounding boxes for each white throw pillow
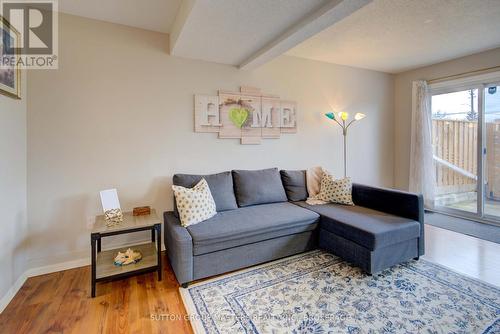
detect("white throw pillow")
[306,167,332,205]
[306,166,325,197]
[317,173,354,206]
[172,179,217,227]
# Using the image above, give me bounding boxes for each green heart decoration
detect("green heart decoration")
[229,107,248,128]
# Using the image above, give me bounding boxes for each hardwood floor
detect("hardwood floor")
[0,256,193,334]
[0,225,498,333]
[423,224,500,286]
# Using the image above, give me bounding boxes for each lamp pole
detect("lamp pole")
[342,123,347,178]
[325,112,366,178]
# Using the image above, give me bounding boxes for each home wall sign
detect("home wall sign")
[194,86,297,144]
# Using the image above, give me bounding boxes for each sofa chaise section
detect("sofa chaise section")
[294,183,424,274]
[351,183,425,257]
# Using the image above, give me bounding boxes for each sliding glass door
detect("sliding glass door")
[484,84,500,220]
[430,76,500,224]
[431,89,479,214]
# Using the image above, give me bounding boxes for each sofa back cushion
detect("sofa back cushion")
[232,168,288,207]
[280,170,308,201]
[173,171,238,216]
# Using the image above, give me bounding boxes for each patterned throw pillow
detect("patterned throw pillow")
[317,173,355,206]
[172,179,217,227]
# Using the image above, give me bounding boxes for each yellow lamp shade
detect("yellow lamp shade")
[338,112,349,121]
[354,113,366,121]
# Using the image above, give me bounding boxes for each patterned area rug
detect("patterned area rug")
[180,251,500,334]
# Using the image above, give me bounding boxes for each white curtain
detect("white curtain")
[409,80,435,208]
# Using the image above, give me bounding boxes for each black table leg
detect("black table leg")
[151,229,155,243]
[156,224,162,281]
[91,234,98,297]
[97,238,101,252]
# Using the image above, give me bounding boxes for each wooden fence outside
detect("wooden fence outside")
[432,119,500,199]
[486,121,500,200]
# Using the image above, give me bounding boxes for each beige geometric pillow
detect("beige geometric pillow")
[317,173,354,206]
[172,179,217,227]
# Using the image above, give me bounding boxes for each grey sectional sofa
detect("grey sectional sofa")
[164,168,424,287]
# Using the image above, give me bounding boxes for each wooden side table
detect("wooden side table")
[90,209,162,297]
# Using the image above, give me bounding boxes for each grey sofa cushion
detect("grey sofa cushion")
[232,168,287,207]
[186,202,320,255]
[280,170,308,201]
[173,171,237,216]
[294,201,420,250]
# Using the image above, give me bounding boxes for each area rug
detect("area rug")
[180,250,500,334]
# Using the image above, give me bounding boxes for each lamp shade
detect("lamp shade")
[354,113,366,121]
[338,112,349,121]
[325,112,335,120]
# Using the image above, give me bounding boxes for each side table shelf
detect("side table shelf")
[96,242,158,280]
[90,210,162,297]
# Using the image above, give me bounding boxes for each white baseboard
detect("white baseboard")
[0,271,28,314]
[0,257,90,314]
[26,257,91,278]
[0,239,166,314]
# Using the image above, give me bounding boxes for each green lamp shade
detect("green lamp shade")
[325,112,335,120]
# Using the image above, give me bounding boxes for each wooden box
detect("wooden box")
[133,206,151,216]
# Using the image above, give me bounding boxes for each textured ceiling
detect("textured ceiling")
[59,0,182,33]
[286,0,500,73]
[170,0,330,65]
[58,0,500,72]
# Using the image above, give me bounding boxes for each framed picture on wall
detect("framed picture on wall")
[0,16,21,99]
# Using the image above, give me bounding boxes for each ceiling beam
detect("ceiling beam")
[238,0,372,70]
[169,0,196,55]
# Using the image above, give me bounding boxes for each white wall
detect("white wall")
[0,71,27,309]
[394,47,500,190]
[26,14,394,268]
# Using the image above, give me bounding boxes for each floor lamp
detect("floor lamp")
[325,112,366,177]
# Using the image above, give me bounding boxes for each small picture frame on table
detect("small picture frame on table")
[100,189,123,227]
